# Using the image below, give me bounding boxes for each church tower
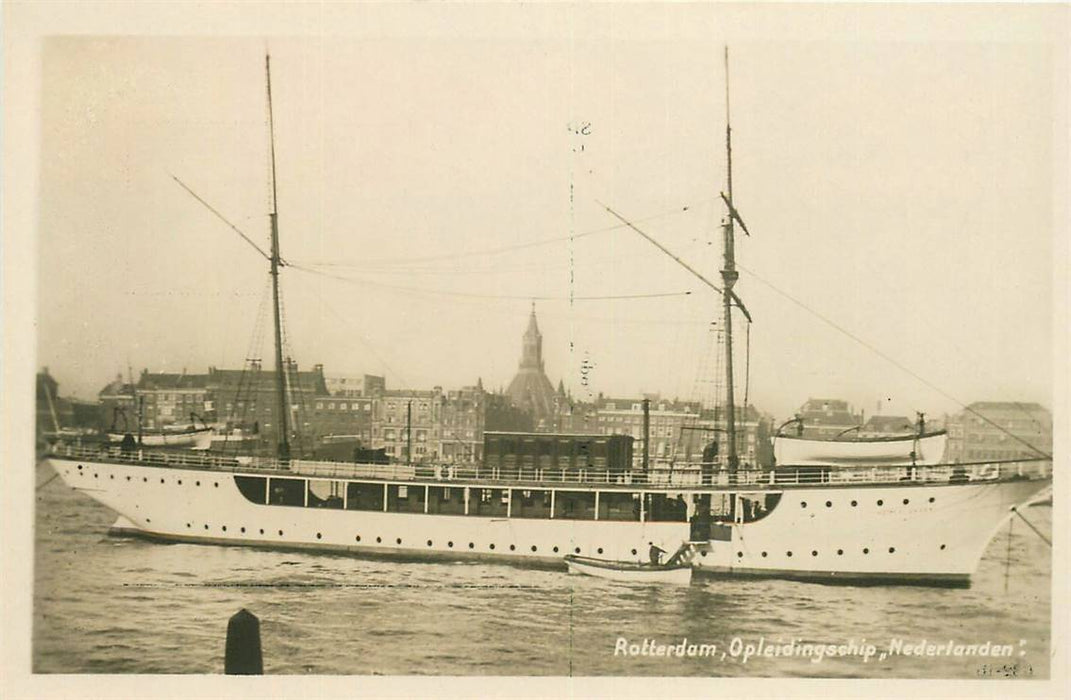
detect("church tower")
[506,304,558,427]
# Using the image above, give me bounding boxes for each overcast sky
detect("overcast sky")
[25,4,1067,422]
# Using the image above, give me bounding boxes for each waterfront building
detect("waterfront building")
[134,370,211,430]
[795,398,863,439]
[208,361,330,447]
[945,401,1052,462]
[593,394,772,468]
[97,374,138,431]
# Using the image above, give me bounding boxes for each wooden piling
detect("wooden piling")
[224,608,263,675]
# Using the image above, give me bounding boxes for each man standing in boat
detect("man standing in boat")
[648,542,666,566]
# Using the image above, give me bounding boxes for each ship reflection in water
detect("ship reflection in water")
[32,461,1051,678]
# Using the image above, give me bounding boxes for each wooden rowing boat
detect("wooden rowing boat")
[564,555,692,585]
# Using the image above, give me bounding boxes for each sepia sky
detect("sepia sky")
[24,4,1068,422]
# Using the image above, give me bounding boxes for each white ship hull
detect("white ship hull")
[47,452,1049,587]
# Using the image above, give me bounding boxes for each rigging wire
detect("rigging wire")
[286,263,692,302]
[292,204,696,268]
[736,262,1052,460]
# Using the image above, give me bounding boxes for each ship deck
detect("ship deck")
[48,444,1051,492]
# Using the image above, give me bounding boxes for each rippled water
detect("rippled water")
[33,460,1052,677]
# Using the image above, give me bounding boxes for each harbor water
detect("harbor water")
[32,460,1052,678]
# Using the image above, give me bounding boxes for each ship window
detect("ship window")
[888,547,895,553]
[863,547,870,554]
[346,482,384,511]
[643,493,686,522]
[553,491,596,520]
[490,544,495,550]
[268,478,305,506]
[599,491,641,521]
[235,476,267,504]
[428,486,464,515]
[837,549,843,555]
[308,479,344,509]
[512,489,551,519]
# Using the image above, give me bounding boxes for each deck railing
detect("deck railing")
[48,444,1051,490]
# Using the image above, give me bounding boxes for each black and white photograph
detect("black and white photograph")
[3,2,1067,697]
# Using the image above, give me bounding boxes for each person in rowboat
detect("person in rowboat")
[648,542,666,566]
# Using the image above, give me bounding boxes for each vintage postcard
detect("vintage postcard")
[3,2,1067,698]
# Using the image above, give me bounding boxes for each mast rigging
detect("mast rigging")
[266,54,291,461]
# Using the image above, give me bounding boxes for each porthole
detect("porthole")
[160,478,164,484]
[597,548,603,554]
[631,549,637,556]
[447,541,453,548]
[77,465,82,470]
[396,538,402,545]
[126,476,131,481]
[837,549,844,555]
[800,501,807,508]
[531,545,538,552]
[553,546,559,553]
[94,474,98,479]
[196,481,201,486]
[427,540,433,547]
[146,518,151,523]
[701,551,707,557]
[737,551,743,558]
[510,545,516,551]
[929,497,935,503]
[260,529,265,535]
[278,530,284,536]
[489,544,495,550]
[863,547,870,554]
[316,533,322,540]
[851,500,857,507]
[761,551,767,558]
[876,499,883,506]
[143,477,148,482]
[110,475,114,480]
[214,482,219,488]
[240,527,246,533]
[177,479,182,485]
[939,544,946,550]
[825,501,832,508]
[889,547,895,553]
[186,523,191,528]
[811,550,818,557]
[377,537,383,544]
[222,526,227,532]
[786,551,793,557]
[903,499,909,505]
[204,524,209,530]
[468,542,475,549]
[355,535,361,542]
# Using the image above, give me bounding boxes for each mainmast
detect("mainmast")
[265,54,291,461]
[721,46,739,478]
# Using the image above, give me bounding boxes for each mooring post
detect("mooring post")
[224,608,263,675]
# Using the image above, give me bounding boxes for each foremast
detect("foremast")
[265,54,290,461]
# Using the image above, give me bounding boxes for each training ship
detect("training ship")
[46,52,1051,587]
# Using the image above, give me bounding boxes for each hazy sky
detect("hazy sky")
[25,4,1067,422]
